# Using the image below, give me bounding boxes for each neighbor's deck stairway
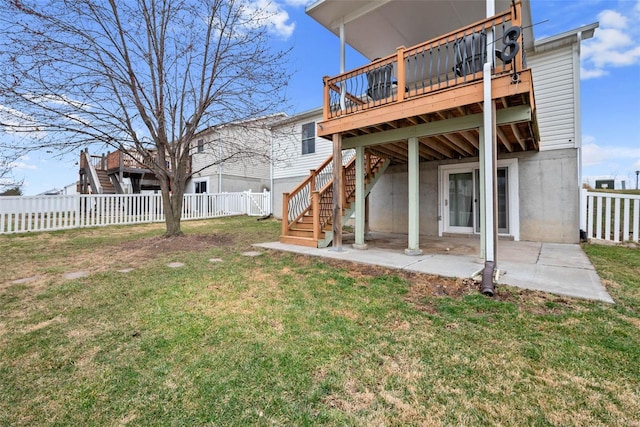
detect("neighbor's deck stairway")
[96,170,116,194]
[280,151,390,248]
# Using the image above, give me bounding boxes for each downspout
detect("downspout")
[218,138,222,193]
[339,19,346,110]
[269,131,274,215]
[575,31,587,241]
[481,0,496,296]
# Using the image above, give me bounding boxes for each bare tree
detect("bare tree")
[0,0,291,236]
[0,147,23,193]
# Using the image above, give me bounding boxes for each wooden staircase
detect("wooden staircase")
[280,151,390,248]
[96,170,116,194]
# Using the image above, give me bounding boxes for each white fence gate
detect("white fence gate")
[0,190,271,234]
[581,189,640,243]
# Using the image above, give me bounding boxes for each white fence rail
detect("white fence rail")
[581,189,640,243]
[0,191,271,234]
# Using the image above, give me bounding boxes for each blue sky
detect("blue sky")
[9,0,640,194]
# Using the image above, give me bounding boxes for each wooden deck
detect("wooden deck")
[317,1,537,164]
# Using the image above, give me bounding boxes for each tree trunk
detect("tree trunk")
[160,176,185,237]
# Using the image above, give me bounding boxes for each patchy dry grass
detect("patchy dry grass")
[0,217,639,425]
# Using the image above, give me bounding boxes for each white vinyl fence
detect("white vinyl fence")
[0,190,271,234]
[581,189,640,243]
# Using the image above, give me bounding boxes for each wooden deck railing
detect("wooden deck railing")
[106,150,162,171]
[80,150,106,171]
[323,1,523,121]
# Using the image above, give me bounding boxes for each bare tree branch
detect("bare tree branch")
[0,0,292,235]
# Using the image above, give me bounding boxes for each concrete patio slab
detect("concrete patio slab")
[255,237,614,303]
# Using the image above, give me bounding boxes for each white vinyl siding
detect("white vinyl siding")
[273,112,333,180]
[191,125,271,181]
[528,45,577,151]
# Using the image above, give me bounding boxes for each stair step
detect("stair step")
[279,235,319,248]
[293,221,315,230]
[288,227,326,238]
[287,228,315,238]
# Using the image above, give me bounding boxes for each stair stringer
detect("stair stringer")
[317,157,391,248]
[109,173,126,194]
[83,155,103,194]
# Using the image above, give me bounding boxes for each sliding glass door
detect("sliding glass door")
[444,166,511,235]
[448,172,474,232]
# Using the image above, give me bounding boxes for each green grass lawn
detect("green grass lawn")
[1,217,639,425]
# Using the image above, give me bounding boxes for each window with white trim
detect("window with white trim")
[301,122,315,155]
[195,181,207,193]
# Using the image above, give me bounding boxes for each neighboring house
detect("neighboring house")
[77,114,284,195]
[78,148,165,194]
[189,114,286,194]
[276,0,597,267]
[37,188,64,196]
[63,182,79,195]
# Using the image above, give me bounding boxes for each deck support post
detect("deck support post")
[330,133,343,251]
[405,137,422,256]
[353,145,367,249]
[365,195,371,240]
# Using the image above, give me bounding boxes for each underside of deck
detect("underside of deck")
[318,70,538,165]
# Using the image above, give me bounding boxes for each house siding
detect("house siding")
[189,119,274,193]
[529,45,577,151]
[272,111,330,180]
[272,111,333,218]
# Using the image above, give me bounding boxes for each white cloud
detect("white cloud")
[598,10,627,29]
[283,0,312,6]
[581,5,640,79]
[0,105,47,139]
[10,162,37,170]
[246,0,296,39]
[582,140,640,168]
[9,156,37,170]
[580,66,607,79]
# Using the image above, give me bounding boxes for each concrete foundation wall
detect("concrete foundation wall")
[220,175,271,193]
[368,148,580,243]
[514,149,579,243]
[369,161,440,236]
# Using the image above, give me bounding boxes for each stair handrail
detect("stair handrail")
[81,149,103,194]
[313,155,357,231]
[282,154,335,233]
[312,191,320,241]
[281,150,381,239]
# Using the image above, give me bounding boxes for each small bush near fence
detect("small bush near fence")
[0,191,271,234]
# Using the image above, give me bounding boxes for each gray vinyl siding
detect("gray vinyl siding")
[190,122,272,189]
[272,112,332,180]
[529,45,577,151]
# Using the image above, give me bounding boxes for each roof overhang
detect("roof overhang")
[306,0,534,60]
[533,22,598,53]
